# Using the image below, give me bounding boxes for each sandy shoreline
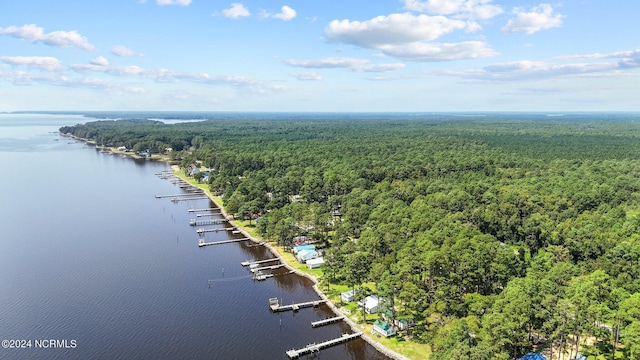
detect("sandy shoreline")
[170,165,411,360]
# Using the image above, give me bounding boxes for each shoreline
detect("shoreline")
[170,165,411,360]
[61,131,413,359]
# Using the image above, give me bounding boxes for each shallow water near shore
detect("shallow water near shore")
[0,114,389,360]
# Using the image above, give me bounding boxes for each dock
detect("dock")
[311,316,345,328]
[188,208,219,213]
[155,193,203,198]
[269,298,326,312]
[241,258,280,266]
[253,271,274,281]
[198,238,249,247]
[250,264,284,273]
[171,196,209,202]
[190,218,228,226]
[196,228,227,234]
[196,213,222,217]
[285,332,363,359]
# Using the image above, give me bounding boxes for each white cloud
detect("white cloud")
[502,4,565,34]
[403,0,503,20]
[290,71,322,81]
[445,60,622,82]
[222,3,250,19]
[267,5,297,21]
[0,70,144,92]
[0,56,64,72]
[357,63,406,72]
[285,57,369,69]
[67,59,285,94]
[111,45,144,57]
[285,57,405,72]
[325,13,467,48]
[90,56,109,66]
[0,24,95,51]
[157,0,191,6]
[380,41,498,61]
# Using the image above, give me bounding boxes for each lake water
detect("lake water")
[0,114,389,360]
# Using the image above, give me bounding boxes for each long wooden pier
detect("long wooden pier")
[285,332,363,359]
[196,228,227,234]
[250,264,284,273]
[196,212,222,217]
[171,196,209,202]
[241,258,280,266]
[190,218,228,226]
[198,238,249,247]
[311,316,344,328]
[188,207,219,213]
[155,193,203,198]
[269,298,326,312]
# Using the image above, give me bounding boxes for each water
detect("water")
[0,114,388,360]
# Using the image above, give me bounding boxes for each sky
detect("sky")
[1,0,639,112]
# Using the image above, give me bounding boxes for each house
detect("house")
[117,146,127,151]
[293,235,310,245]
[341,289,358,303]
[519,353,546,360]
[373,319,396,337]
[306,257,324,269]
[293,244,315,254]
[394,318,414,331]
[296,249,319,263]
[358,295,381,314]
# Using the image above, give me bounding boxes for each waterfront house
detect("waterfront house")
[358,295,381,314]
[519,353,546,360]
[296,249,319,263]
[373,319,396,337]
[306,257,324,269]
[341,289,358,303]
[293,244,315,254]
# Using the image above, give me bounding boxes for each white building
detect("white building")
[358,295,381,314]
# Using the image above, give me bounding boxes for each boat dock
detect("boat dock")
[311,316,345,328]
[253,271,274,281]
[198,238,249,247]
[190,218,228,226]
[196,228,227,234]
[285,332,363,359]
[250,264,284,273]
[188,208,219,213]
[155,193,203,198]
[196,213,221,217]
[171,196,209,202]
[269,298,326,312]
[241,258,280,266]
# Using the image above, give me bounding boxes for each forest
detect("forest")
[61,112,640,359]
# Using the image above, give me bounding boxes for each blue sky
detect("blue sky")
[1,0,639,112]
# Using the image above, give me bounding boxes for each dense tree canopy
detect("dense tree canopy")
[61,112,640,358]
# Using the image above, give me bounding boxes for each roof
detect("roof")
[374,319,392,331]
[297,249,318,257]
[519,353,546,360]
[294,244,316,253]
[306,257,324,265]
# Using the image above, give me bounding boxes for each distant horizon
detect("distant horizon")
[5,110,640,115]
